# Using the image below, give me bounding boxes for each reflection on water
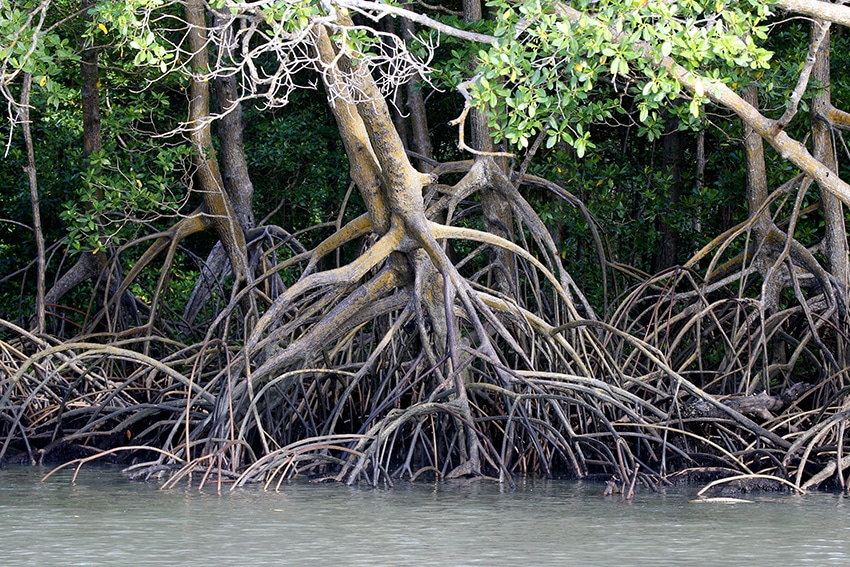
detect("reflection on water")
[1,465,849,566]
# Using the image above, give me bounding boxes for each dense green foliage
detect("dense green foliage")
[0,0,781,318]
[474,0,773,151]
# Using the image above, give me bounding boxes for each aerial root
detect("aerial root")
[13,158,850,494]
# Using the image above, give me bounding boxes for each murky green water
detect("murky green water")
[1,465,849,566]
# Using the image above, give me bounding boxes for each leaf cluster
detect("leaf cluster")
[472,0,775,153]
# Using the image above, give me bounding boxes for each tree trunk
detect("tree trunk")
[652,113,682,272]
[43,0,109,324]
[742,83,781,316]
[267,19,490,477]
[743,86,771,232]
[400,17,432,170]
[21,74,45,333]
[214,73,255,233]
[464,0,515,297]
[185,0,250,286]
[811,23,850,291]
[810,22,848,372]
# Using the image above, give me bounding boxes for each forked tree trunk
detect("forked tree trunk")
[184,0,249,286]
[263,18,489,476]
[93,2,255,333]
[180,14,257,328]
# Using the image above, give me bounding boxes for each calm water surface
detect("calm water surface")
[1,465,849,566]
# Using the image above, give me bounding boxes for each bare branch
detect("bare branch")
[776,0,850,28]
[825,104,850,130]
[776,20,830,130]
[450,76,516,159]
[334,0,498,45]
